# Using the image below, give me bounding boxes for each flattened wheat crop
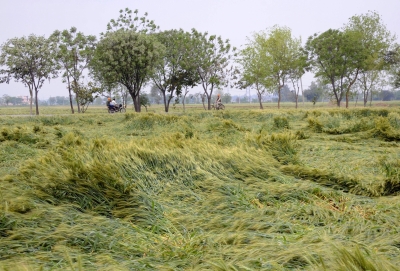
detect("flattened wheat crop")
[0,108,400,270]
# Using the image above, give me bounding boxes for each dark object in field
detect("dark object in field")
[108,104,126,113]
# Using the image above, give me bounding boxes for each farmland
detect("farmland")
[1,105,400,270]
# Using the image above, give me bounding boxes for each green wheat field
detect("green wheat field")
[1,104,400,270]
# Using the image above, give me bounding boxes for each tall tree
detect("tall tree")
[151,29,199,112]
[91,30,164,112]
[50,27,97,113]
[305,29,365,107]
[0,35,58,115]
[346,11,395,106]
[190,29,234,110]
[260,26,302,109]
[236,33,272,109]
[385,46,400,89]
[288,47,308,108]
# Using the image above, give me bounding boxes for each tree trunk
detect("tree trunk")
[34,89,39,115]
[28,86,33,116]
[363,89,369,107]
[134,95,141,112]
[300,77,305,105]
[67,77,74,114]
[182,89,189,112]
[167,93,174,112]
[278,87,282,109]
[162,90,168,112]
[29,95,33,115]
[201,94,206,110]
[207,95,212,110]
[77,100,81,113]
[369,91,373,107]
[257,91,263,109]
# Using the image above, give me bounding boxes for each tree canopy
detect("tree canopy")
[0,34,58,115]
[50,27,97,113]
[190,29,234,110]
[91,30,164,112]
[151,29,199,112]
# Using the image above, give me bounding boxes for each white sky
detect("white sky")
[1,0,399,99]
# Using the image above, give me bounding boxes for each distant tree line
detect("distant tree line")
[1,9,399,114]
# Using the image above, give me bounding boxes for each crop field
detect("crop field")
[1,105,400,270]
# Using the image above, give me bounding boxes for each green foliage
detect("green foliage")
[312,246,399,271]
[190,29,234,110]
[307,112,376,134]
[305,28,367,107]
[0,35,59,115]
[256,131,300,164]
[152,29,200,112]
[91,30,164,112]
[105,8,159,34]
[252,25,303,109]
[370,117,400,141]
[379,157,400,195]
[1,108,400,270]
[0,127,40,145]
[273,115,290,129]
[50,27,97,114]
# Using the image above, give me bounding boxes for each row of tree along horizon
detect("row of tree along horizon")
[3,83,400,108]
[1,8,399,115]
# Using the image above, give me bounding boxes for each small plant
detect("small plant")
[261,132,300,164]
[273,115,290,129]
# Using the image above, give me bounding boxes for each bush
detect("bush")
[273,115,290,129]
[257,131,300,165]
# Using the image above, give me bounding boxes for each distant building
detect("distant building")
[18,96,29,104]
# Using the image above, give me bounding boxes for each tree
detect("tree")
[385,46,400,89]
[222,92,232,104]
[71,81,100,113]
[0,35,58,115]
[2,94,11,105]
[288,47,308,108]
[51,27,97,113]
[151,29,199,112]
[190,29,234,110]
[140,93,150,112]
[304,81,328,102]
[305,29,366,107]
[149,84,163,104]
[236,33,271,109]
[91,30,164,112]
[260,26,302,109]
[181,86,190,112]
[381,90,394,101]
[346,11,395,106]
[104,8,159,34]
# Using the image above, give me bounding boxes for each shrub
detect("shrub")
[370,117,400,141]
[273,115,290,129]
[258,132,300,165]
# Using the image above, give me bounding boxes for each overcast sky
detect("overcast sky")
[1,0,399,99]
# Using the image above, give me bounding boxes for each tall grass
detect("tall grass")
[1,108,400,270]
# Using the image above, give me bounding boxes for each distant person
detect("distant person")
[110,98,117,107]
[107,97,116,111]
[216,94,222,107]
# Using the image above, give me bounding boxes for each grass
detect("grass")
[0,106,400,270]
